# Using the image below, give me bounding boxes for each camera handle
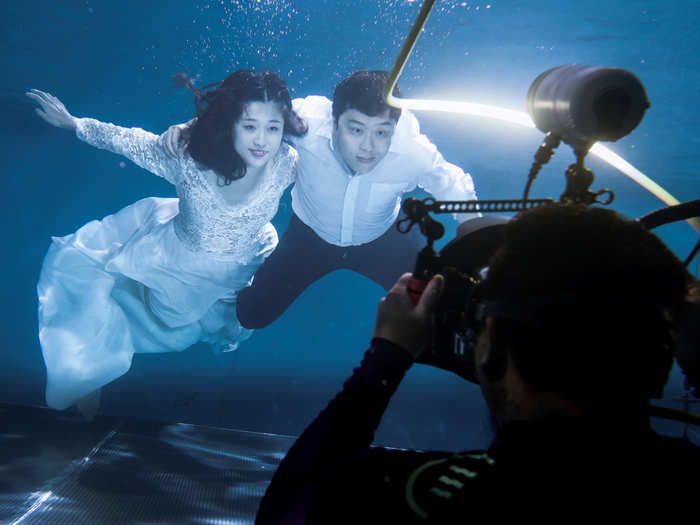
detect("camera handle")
[523,133,615,206]
[407,246,442,305]
[398,197,552,305]
[560,152,615,205]
[398,198,446,305]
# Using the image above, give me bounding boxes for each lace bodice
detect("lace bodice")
[75,118,297,260]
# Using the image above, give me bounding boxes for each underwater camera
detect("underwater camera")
[399,65,700,401]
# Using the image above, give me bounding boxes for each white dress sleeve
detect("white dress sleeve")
[74,117,181,184]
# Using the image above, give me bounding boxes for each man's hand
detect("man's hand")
[373,273,445,359]
[160,120,193,158]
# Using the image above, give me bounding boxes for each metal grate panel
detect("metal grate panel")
[1,404,295,524]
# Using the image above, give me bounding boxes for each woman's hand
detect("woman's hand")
[373,273,445,359]
[26,89,77,130]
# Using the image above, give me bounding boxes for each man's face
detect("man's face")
[333,109,396,174]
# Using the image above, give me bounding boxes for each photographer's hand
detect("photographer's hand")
[373,273,445,359]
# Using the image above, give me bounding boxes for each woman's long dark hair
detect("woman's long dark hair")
[176,70,307,184]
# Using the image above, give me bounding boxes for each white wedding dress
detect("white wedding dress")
[37,118,297,410]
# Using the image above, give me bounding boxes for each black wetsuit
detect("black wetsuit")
[255,338,699,524]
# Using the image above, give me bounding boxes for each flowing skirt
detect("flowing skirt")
[37,197,276,409]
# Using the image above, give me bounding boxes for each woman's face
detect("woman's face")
[232,101,285,170]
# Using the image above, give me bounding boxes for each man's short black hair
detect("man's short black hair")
[481,204,692,409]
[332,70,402,123]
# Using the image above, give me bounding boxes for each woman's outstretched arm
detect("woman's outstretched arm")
[26,89,77,130]
[26,89,180,184]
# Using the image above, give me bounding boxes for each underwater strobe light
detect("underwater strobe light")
[526,65,650,152]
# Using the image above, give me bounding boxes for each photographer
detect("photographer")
[255,203,699,524]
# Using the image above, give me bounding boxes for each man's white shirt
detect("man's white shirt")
[288,96,478,247]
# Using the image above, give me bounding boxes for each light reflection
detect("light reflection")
[395,97,536,128]
[10,491,52,525]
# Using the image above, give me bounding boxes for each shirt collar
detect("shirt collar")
[329,126,355,175]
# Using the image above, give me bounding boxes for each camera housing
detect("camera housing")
[413,215,510,383]
[401,65,698,399]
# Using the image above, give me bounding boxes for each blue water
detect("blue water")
[2,0,698,449]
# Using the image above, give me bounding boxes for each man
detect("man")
[235,70,478,328]
[255,204,699,523]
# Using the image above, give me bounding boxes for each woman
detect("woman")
[27,70,307,415]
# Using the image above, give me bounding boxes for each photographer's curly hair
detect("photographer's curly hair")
[176,70,307,184]
[480,204,693,411]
